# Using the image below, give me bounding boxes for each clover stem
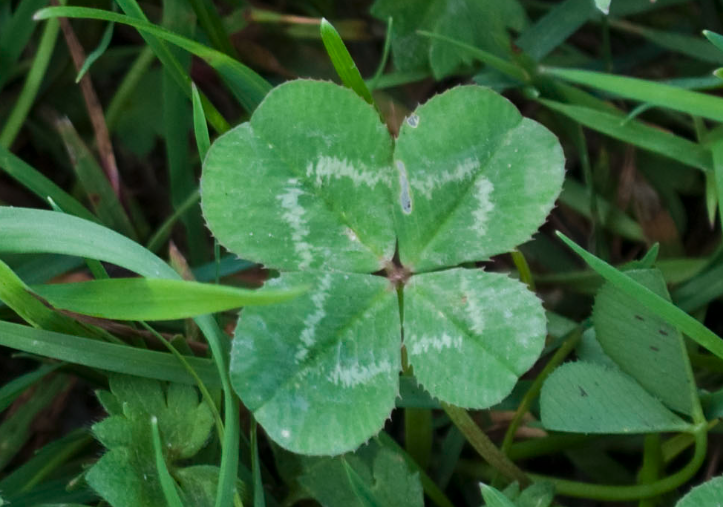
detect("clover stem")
[528,425,709,501]
[442,403,531,487]
[499,324,585,458]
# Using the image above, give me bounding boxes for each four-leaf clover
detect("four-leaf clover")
[201,80,565,454]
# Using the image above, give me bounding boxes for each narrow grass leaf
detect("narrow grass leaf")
[0,320,222,387]
[703,30,723,54]
[55,117,137,239]
[0,258,102,338]
[0,146,97,221]
[543,67,723,123]
[0,10,60,148]
[540,99,712,172]
[613,23,723,65]
[161,1,205,265]
[0,363,61,413]
[0,375,68,472]
[35,6,271,113]
[151,416,185,507]
[558,232,723,360]
[515,0,597,61]
[712,141,723,232]
[0,0,49,92]
[251,422,265,507]
[186,0,237,57]
[320,18,375,106]
[192,84,211,161]
[76,21,114,82]
[32,278,305,320]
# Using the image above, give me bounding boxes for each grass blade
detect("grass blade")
[543,67,723,123]
[35,6,271,114]
[540,99,712,172]
[0,146,97,221]
[0,258,104,338]
[251,421,266,507]
[192,84,211,161]
[516,0,597,61]
[0,7,60,148]
[151,416,185,507]
[0,207,239,507]
[0,0,49,92]
[55,117,137,239]
[32,278,304,320]
[75,20,114,82]
[557,231,723,360]
[0,363,62,413]
[320,18,375,106]
[0,320,221,386]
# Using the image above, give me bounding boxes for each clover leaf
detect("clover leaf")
[201,80,565,454]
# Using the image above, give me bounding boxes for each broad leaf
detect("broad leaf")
[394,86,564,272]
[404,269,546,407]
[202,80,396,273]
[593,269,698,416]
[86,375,219,507]
[676,475,723,507]
[296,441,423,507]
[540,362,692,434]
[230,272,401,455]
[370,0,526,78]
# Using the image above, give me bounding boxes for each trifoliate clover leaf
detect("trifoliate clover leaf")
[86,375,222,507]
[201,79,565,455]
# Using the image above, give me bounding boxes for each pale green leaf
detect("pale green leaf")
[230,272,400,455]
[595,0,611,14]
[480,484,516,507]
[675,475,723,507]
[202,80,395,273]
[394,86,564,272]
[404,269,546,408]
[593,269,698,416]
[540,362,692,433]
[32,278,304,320]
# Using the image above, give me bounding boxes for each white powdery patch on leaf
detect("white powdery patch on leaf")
[461,276,486,334]
[408,333,463,356]
[411,158,480,198]
[306,156,391,188]
[277,179,314,269]
[396,160,412,214]
[472,176,494,236]
[295,273,333,362]
[327,359,393,388]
